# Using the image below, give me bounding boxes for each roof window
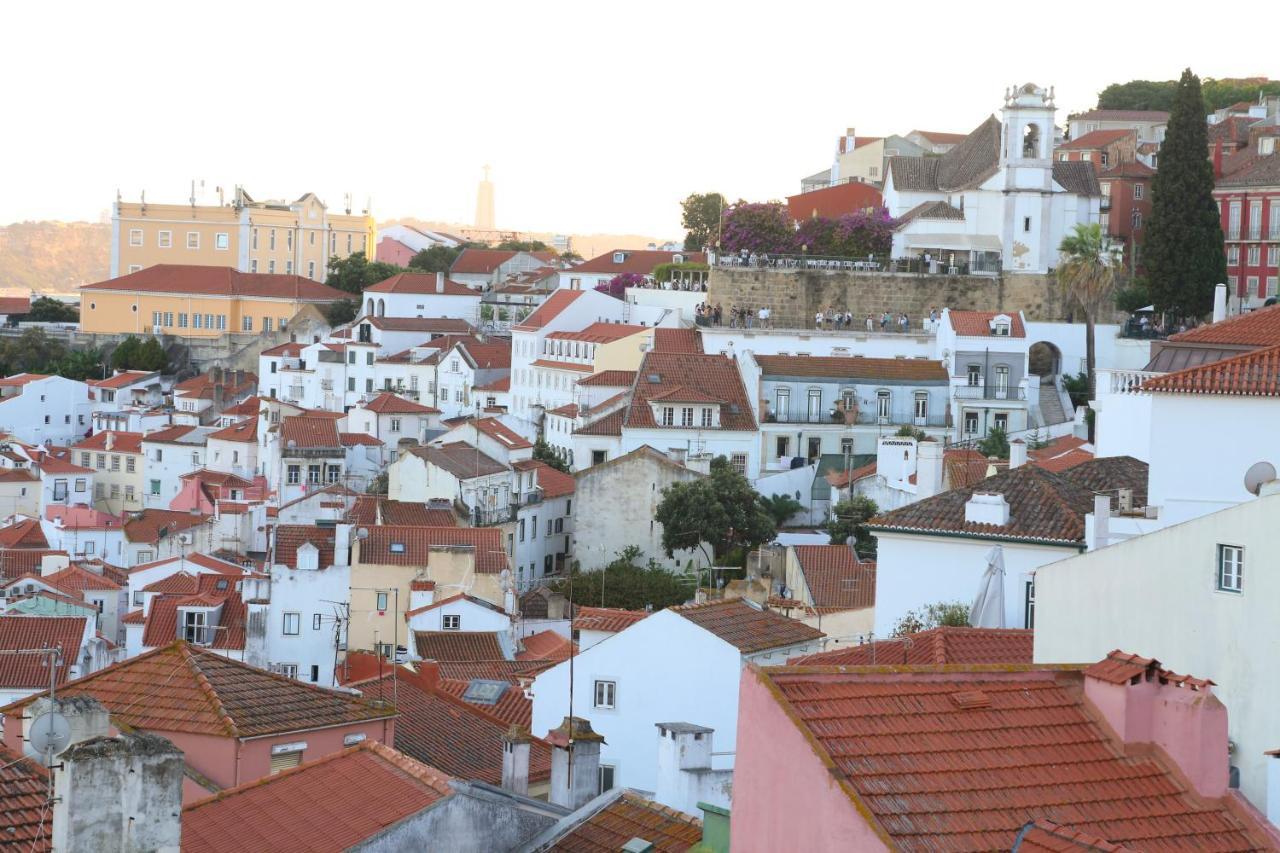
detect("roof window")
[613,252,628,264]
[389,542,406,554]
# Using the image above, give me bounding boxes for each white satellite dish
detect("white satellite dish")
[1244,461,1277,496]
[26,712,71,765]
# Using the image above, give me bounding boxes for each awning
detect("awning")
[902,233,1002,252]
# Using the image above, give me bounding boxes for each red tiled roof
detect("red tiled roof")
[550,791,703,852]
[944,448,994,489]
[0,550,66,581]
[340,432,384,447]
[42,563,121,594]
[1,642,395,737]
[530,358,594,373]
[260,341,304,357]
[790,626,1033,666]
[0,297,31,315]
[0,519,50,549]
[360,392,439,415]
[0,616,85,688]
[0,468,36,484]
[0,749,50,851]
[142,571,200,594]
[758,664,1270,850]
[141,573,245,650]
[173,371,257,400]
[207,416,257,443]
[182,742,453,853]
[755,354,948,382]
[572,249,706,275]
[1033,448,1094,473]
[347,497,456,528]
[1167,304,1280,347]
[512,289,585,331]
[274,525,337,569]
[1083,649,1214,690]
[280,415,342,448]
[672,598,823,654]
[363,272,475,295]
[1057,129,1134,149]
[1099,161,1156,179]
[580,370,636,387]
[142,424,199,443]
[1014,819,1127,851]
[437,677,532,727]
[359,670,551,786]
[0,373,49,388]
[473,417,532,450]
[826,460,877,489]
[218,396,261,417]
[123,509,209,544]
[88,370,157,390]
[572,606,650,634]
[546,322,648,344]
[652,327,704,354]
[574,407,625,437]
[449,248,518,275]
[474,376,510,392]
[412,442,507,480]
[72,430,143,454]
[517,629,575,662]
[360,525,507,573]
[947,310,1027,338]
[36,456,93,475]
[510,459,574,498]
[912,129,969,145]
[791,546,875,612]
[82,264,347,301]
[625,352,756,431]
[1142,342,1280,397]
[414,631,505,662]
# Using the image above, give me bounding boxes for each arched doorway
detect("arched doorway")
[1028,341,1061,377]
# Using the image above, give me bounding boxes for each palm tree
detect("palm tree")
[1057,223,1124,403]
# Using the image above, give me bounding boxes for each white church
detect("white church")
[883,83,1101,275]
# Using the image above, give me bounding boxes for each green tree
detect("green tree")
[25,297,78,323]
[1114,278,1151,313]
[1057,222,1123,401]
[494,240,550,252]
[895,424,927,441]
[825,496,879,557]
[559,250,583,262]
[366,472,388,495]
[408,245,463,273]
[977,426,1010,459]
[552,546,692,611]
[655,456,776,561]
[0,328,66,375]
[55,346,105,381]
[760,493,804,529]
[680,192,727,251]
[135,337,168,371]
[325,252,407,295]
[891,601,971,636]
[1096,77,1280,114]
[323,299,358,326]
[533,438,570,473]
[1143,70,1227,319]
[110,336,141,371]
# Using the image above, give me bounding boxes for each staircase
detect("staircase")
[1037,375,1069,425]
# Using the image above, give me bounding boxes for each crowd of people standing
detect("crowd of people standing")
[694,303,946,332]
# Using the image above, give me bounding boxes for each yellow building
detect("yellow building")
[72,431,144,513]
[111,188,375,283]
[80,265,348,339]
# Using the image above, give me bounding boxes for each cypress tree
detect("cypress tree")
[1143,69,1226,318]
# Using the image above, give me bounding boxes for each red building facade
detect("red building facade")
[1214,136,1280,306]
[1054,129,1151,269]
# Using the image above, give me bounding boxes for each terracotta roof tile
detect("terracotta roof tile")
[546,322,648,344]
[791,546,876,611]
[755,354,948,382]
[348,497,457,527]
[123,509,209,544]
[274,525,337,569]
[82,265,347,301]
[142,571,200,594]
[896,200,966,226]
[0,616,85,688]
[790,626,1033,666]
[626,352,756,431]
[571,249,706,276]
[672,598,823,654]
[0,373,49,388]
[360,392,439,415]
[472,417,532,450]
[360,525,507,573]
[758,664,1269,850]
[363,271,474,295]
[207,416,257,443]
[449,248,518,275]
[42,563,121,594]
[1143,342,1280,398]
[889,116,1000,192]
[580,370,636,388]
[88,370,158,390]
[142,424,200,443]
[172,371,257,400]
[516,629,575,662]
[652,327,704,354]
[0,550,66,581]
[437,677,532,727]
[572,606,650,634]
[182,742,453,853]
[573,407,625,437]
[280,415,342,449]
[72,430,144,454]
[948,310,1028,337]
[0,519,50,549]
[414,631,505,662]
[413,441,507,480]
[1058,129,1135,150]
[1054,161,1103,196]
[1082,649,1213,690]
[531,358,594,373]
[1015,819,1129,851]
[551,791,703,852]
[2,642,395,738]
[512,289,585,331]
[0,749,50,851]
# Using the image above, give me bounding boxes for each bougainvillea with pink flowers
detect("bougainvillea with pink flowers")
[721,200,895,257]
[719,202,797,254]
[595,272,645,299]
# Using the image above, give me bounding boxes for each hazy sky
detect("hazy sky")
[3,1,1266,239]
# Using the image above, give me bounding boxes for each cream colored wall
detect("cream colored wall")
[72,447,143,513]
[115,203,241,275]
[592,330,654,373]
[81,290,317,338]
[836,139,886,183]
[801,607,873,640]
[0,480,38,518]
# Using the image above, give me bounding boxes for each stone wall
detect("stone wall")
[707,269,1069,327]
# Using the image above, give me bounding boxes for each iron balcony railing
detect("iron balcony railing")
[953,385,1027,401]
[765,411,947,427]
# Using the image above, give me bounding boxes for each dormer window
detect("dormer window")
[701,407,713,427]
[182,610,210,645]
[661,407,675,426]
[673,253,685,264]
[389,542,406,554]
[989,314,1013,337]
[613,252,627,264]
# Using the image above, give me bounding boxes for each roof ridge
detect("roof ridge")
[183,644,243,738]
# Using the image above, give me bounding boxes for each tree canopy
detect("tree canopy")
[825,496,879,557]
[323,299,359,326]
[553,546,693,611]
[24,297,78,323]
[1096,76,1280,114]
[891,601,971,636]
[325,252,407,295]
[719,202,796,254]
[654,456,776,561]
[0,328,104,381]
[760,493,804,528]
[110,335,167,372]
[680,192,726,251]
[407,245,463,274]
[1142,69,1226,318]
[532,438,570,473]
[795,209,895,257]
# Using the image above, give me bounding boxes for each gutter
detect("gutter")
[236,711,401,743]
[866,525,1086,552]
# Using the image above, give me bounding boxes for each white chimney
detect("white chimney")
[1008,439,1028,469]
[436,272,445,294]
[916,440,944,499]
[1213,283,1227,324]
[40,553,70,577]
[964,493,1010,526]
[877,438,916,488]
[501,726,531,796]
[1092,493,1111,549]
[334,523,353,568]
[547,717,605,811]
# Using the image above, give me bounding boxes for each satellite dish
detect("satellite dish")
[26,712,71,765]
[1244,461,1277,496]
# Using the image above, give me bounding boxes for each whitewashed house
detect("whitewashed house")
[0,374,93,445]
[530,598,823,800]
[269,525,349,686]
[936,309,1035,438]
[141,425,214,508]
[360,272,481,322]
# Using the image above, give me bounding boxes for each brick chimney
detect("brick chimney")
[501,725,532,796]
[1084,651,1228,798]
[546,716,605,810]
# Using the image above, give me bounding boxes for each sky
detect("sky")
[2,1,1269,240]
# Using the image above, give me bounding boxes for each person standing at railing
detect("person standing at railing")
[865,314,873,332]
[814,310,824,330]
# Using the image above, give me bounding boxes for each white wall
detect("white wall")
[1034,494,1279,811]
[871,531,1079,637]
[406,599,511,636]
[0,377,93,446]
[702,329,936,360]
[267,562,349,686]
[142,440,206,508]
[1024,321,1151,377]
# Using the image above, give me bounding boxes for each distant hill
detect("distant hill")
[0,220,109,295]
[1095,77,1279,114]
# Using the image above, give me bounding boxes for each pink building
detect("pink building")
[731,651,1279,851]
[0,641,397,802]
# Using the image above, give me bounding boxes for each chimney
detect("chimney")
[40,553,70,577]
[916,439,944,499]
[52,731,184,853]
[436,272,445,294]
[546,716,605,810]
[104,432,114,452]
[415,659,440,691]
[964,492,1009,526]
[877,436,916,488]
[1213,139,1224,178]
[1084,653,1228,799]
[1092,493,1111,549]
[654,722,714,814]
[501,725,532,796]
[409,579,435,611]
[1008,439,1027,469]
[334,523,353,568]
[1213,283,1228,324]
[26,696,110,752]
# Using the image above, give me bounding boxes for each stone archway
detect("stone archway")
[1029,341,1061,377]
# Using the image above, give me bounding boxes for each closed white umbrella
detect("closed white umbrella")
[969,545,1006,628]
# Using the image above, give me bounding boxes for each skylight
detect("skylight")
[462,679,509,705]
[389,542,406,554]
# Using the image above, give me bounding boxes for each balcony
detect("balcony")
[471,505,516,527]
[765,411,947,427]
[953,385,1026,402]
